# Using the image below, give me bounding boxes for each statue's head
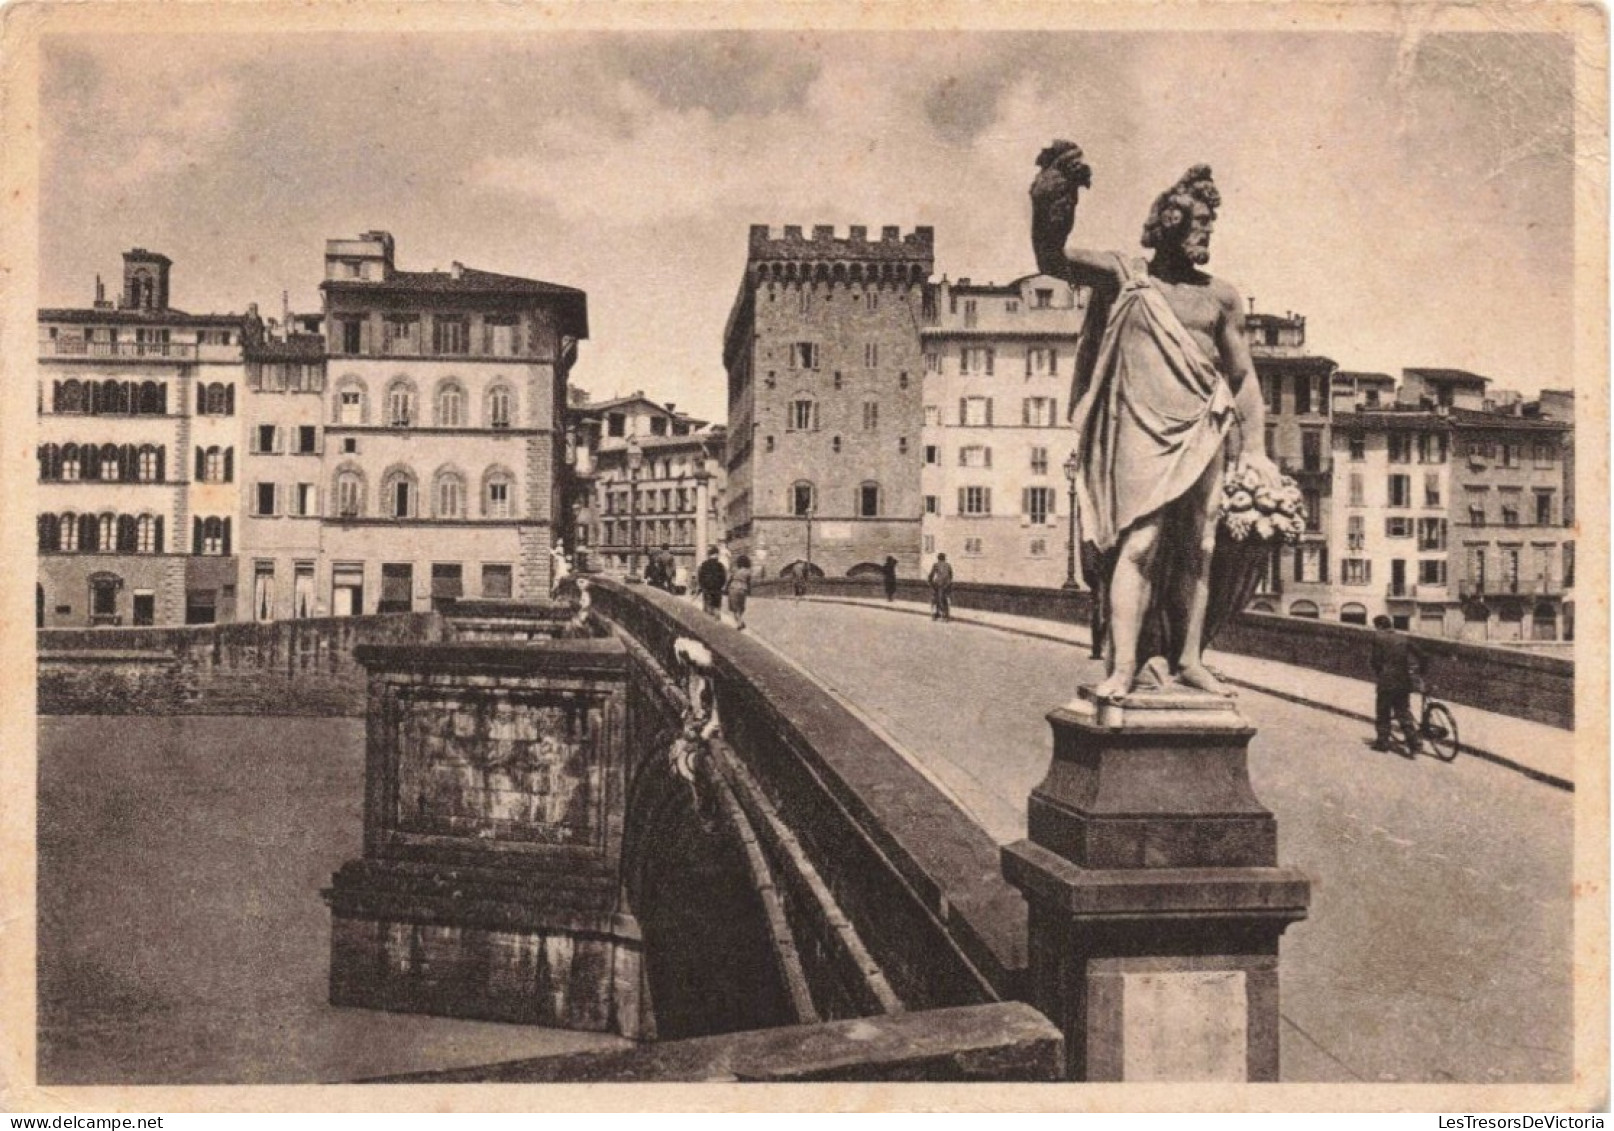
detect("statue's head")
[1141,165,1221,265]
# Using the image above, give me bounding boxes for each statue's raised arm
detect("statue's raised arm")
[1030,141,1119,292]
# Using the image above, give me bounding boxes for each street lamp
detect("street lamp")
[626,435,643,580]
[1062,451,1081,590]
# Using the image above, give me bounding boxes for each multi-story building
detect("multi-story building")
[1332,370,1397,412]
[1327,391,1573,642]
[239,307,328,619]
[37,250,247,627]
[317,231,588,613]
[1329,406,1455,631]
[1398,367,1491,411]
[571,393,725,579]
[1447,407,1573,643]
[1244,309,1338,616]
[916,273,1086,585]
[723,224,932,579]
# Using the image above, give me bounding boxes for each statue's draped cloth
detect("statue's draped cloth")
[1070,254,1237,552]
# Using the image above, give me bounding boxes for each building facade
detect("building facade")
[315,232,588,614]
[723,224,932,579]
[916,274,1086,586]
[1327,396,1573,642]
[37,251,247,627]
[1328,407,1455,631]
[239,308,329,619]
[1447,408,1573,643]
[567,393,725,580]
[1242,309,1339,617]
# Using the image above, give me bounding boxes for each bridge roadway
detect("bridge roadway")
[740,594,1574,1085]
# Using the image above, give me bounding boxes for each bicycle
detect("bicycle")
[1412,685,1461,763]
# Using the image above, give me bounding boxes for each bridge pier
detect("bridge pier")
[324,638,651,1039]
[1003,689,1311,1081]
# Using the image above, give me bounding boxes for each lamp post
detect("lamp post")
[626,435,643,580]
[805,500,815,576]
[1062,451,1081,590]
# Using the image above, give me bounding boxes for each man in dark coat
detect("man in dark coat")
[696,546,728,619]
[881,556,899,602]
[927,553,954,622]
[1369,614,1426,756]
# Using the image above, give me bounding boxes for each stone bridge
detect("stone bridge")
[314,581,1308,1082]
[36,578,1578,1085]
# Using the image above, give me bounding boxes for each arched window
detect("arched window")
[433,467,466,519]
[137,381,164,415]
[202,383,231,415]
[201,446,225,483]
[56,380,86,414]
[60,444,81,481]
[857,481,881,517]
[385,378,417,428]
[98,379,128,416]
[59,512,79,552]
[116,514,139,553]
[1288,599,1321,619]
[137,514,161,553]
[200,517,227,555]
[97,512,116,551]
[482,465,515,518]
[137,445,160,482]
[1250,600,1276,614]
[435,380,465,428]
[381,465,418,519]
[333,465,366,518]
[486,383,514,429]
[98,444,121,482]
[1340,602,1369,626]
[333,375,368,425]
[791,480,816,517]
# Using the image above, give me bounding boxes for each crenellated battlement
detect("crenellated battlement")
[747,223,934,264]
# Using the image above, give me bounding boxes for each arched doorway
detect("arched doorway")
[1288,599,1320,619]
[1339,602,1368,626]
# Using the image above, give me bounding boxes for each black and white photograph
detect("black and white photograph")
[2,0,1606,1113]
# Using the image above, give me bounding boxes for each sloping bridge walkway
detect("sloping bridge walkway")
[739,594,1574,1085]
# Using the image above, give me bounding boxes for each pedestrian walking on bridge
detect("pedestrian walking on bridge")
[928,553,954,622]
[697,545,728,620]
[727,554,753,631]
[881,555,899,602]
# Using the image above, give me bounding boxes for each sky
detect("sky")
[40,28,1580,423]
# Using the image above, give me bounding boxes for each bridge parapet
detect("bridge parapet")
[587,579,1029,1010]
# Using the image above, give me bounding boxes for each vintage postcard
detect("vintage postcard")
[0,0,1607,1114]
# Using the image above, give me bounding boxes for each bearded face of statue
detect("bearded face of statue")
[1179,200,1215,265]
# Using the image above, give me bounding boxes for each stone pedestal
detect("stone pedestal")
[325,640,650,1039]
[1002,688,1310,1081]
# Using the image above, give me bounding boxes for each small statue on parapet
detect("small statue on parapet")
[1031,141,1284,701]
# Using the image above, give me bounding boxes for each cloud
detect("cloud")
[44,41,243,191]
